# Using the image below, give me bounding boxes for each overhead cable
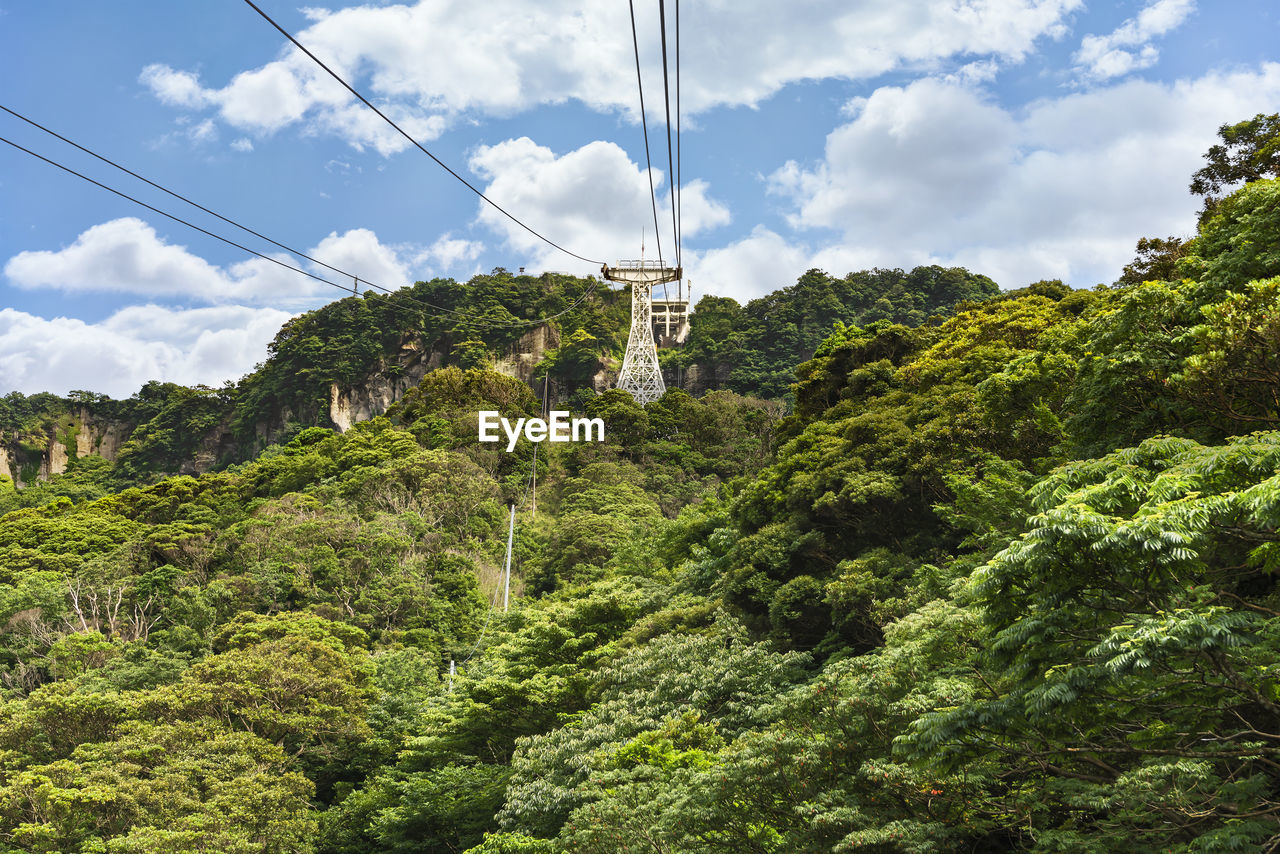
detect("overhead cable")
[240,0,603,267]
[658,0,679,268]
[1,103,394,297]
[628,0,666,268]
[0,118,600,328]
[675,0,683,271]
[0,133,358,297]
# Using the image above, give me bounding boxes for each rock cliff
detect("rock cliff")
[0,407,132,487]
[327,324,566,432]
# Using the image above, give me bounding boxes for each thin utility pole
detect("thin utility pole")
[532,371,549,515]
[503,503,515,611]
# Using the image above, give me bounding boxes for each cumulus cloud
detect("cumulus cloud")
[141,0,1081,150]
[0,305,294,398]
[769,64,1280,289]
[4,218,414,303]
[0,222,475,396]
[139,64,210,109]
[1074,0,1196,80]
[308,228,412,291]
[684,227,813,303]
[413,234,484,275]
[467,137,728,274]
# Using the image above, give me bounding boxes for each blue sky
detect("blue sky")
[1,0,1278,397]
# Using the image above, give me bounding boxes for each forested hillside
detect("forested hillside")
[0,263,992,496]
[1,125,1279,853]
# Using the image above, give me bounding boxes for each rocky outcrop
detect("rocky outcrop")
[1,408,134,488]
[591,361,618,395]
[179,416,239,476]
[326,325,567,432]
[75,408,129,461]
[45,441,68,479]
[0,438,49,487]
[676,362,731,397]
[493,325,558,386]
[330,380,408,433]
[328,336,442,432]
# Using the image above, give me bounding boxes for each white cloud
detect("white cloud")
[309,228,412,291]
[141,0,1081,150]
[188,118,218,144]
[684,227,812,304]
[230,137,254,152]
[151,116,221,149]
[4,218,415,303]
[771,79,1018,232]
[0,305,294,398]
[6,218,254,298]
[139,64,211,109]
[1075,0,1196,80]
[415,234,484,274]
[467,137,728,274]
[769,64,1280,289]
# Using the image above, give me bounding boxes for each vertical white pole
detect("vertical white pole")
[448,658,455,692]
[533,372,549,515]
[503,503,515,612]
[530,442,538,516]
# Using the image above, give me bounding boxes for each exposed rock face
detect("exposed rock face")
[592,363,617,395]
[328,337,439,432]
[76,408,129,461]
[1,408,134,488]
[330,380,408,433]
[179,417,239,476]
[8,320,628,485]
[493,325,558,386]
[327,326,566,432]
[0,437,42,487]
[45,441,69,478]
[678,362,731,397]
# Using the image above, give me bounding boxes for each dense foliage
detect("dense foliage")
[3,264,994,493]
[671,265,999,399]
[2,126,1280,852]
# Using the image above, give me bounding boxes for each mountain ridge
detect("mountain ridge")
[1,264,997,494]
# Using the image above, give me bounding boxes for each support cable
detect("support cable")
[658,0,679,269]
[628,0,665,268]
[1,103,393,296]
[0,117,600,328]
[675,0,683,271]
[241,0,602,266]
[0,134,356,297]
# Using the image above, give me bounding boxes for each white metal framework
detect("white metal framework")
[651,296,689,347]
[602,261,682,405]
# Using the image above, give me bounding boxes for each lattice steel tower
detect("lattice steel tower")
[602,260,681,405]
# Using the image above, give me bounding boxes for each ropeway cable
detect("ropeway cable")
[0,120,601,328]
[628,0,666,268]
[241,0,604,267]
[0,133,359,298]
[658,0,680,269]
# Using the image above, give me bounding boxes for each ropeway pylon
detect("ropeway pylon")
[603,260,681,405]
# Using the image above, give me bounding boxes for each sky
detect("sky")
[1,0,1278,398]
